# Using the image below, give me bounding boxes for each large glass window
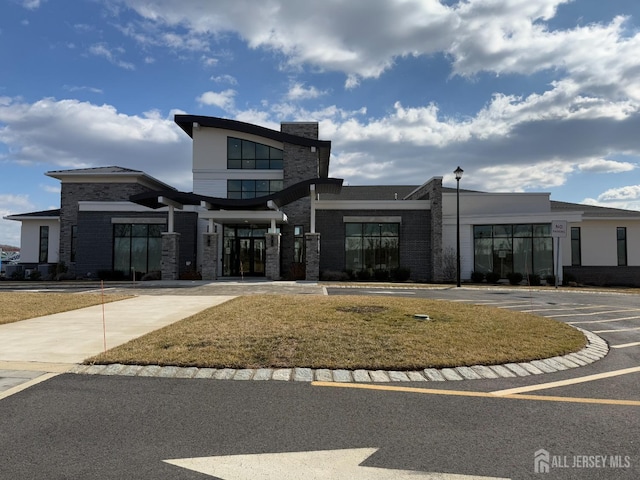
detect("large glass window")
[227,179,283,199]
[227,137,283,169]
[617,227,627,266]
[345,223,399,273]
[571,227,581,266]
[473,224,553,278]
[39,226,49,263]
[113,224,162,276]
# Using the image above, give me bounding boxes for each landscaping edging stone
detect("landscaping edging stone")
[71,328,608,382]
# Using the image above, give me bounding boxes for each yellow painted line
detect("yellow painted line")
[312,381,640,407]
[506,394,640,407]
[568,315,640,325]
[491,366,640,396]
[612,342,640,349]
[313,381,494,397]
[0,373,60,401]
[593,326,640,333]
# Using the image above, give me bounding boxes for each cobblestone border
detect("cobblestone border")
[70,328,608,382]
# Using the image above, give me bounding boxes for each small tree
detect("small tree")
[442,247,457,283]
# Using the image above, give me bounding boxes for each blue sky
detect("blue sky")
[1,0,640,246]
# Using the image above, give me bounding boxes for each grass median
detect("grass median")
[0,292,132,325]
[87,295,586,370]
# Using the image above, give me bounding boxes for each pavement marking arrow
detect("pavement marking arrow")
[163,447,510,479]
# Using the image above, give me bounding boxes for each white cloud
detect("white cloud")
[0,97,192,190]
[211,74,237,85]
[596,185,640,201]
[20,0,43,10]
[196,89,236,111]
[578,158,636,173]
[286,82,327,101]
[89,43,135,70]
[117,0,640,102]
[63,85,104,94]
[0,194,34,247]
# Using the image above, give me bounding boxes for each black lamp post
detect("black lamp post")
[454,166,464,287]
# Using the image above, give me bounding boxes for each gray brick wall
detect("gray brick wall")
[59,182,155,274]
[315,209,432,281]
[280,122,320,278]
[75,210,198,278]
[404,177,443,281]
[564,266,640,287]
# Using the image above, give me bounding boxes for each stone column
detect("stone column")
[265,233,281,280]
[202,232,219,280]
[305,232,321,281]
[161,232,180,280]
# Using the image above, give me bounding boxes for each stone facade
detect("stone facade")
[304,232,321,281]
[201,232,219,280]
[161,232,180,280]
[265,233,281,280]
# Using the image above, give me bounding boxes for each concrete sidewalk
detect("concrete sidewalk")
[0,295,235,365]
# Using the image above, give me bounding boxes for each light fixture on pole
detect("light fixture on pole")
[454,166,464,287]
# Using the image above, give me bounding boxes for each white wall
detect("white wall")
[443,192,551,216]
[19,219,60,264]
[192,127,284,197]
[563,220,640,266]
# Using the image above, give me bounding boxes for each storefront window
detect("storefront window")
[345,223,399,273]
[113,223,162,277]
[473,224,553,278]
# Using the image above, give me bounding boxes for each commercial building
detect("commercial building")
[6,115,640,286]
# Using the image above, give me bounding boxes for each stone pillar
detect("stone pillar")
[161,232,180,280]
[265,233,281,280]
[305,232,321,281]
[202,232,219,280]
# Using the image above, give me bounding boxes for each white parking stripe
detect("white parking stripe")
[547,309,640,317]
[593,326,640,333]
[520,305,610,313]
[567,315,640,325]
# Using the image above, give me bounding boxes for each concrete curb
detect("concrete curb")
[70,327,608,382]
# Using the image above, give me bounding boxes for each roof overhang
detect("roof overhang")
[175,115,332,177]
[130,177,343,211]
[199,210,288,225]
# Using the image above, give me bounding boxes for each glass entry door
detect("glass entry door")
[238,237,265,276]
[223,225,267,276]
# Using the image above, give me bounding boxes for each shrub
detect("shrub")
[527,273,541,286]
[27,270,42,281]
[320,270,349,281]
[374,269,390,281]
[563,273,577,286]
[391,266,411,282]
[471,271,485,283]
[485,271,501,284]
[545,274,556,286]
[356,269,371,281]
[10,270,25,280]
[507,272,523,285]
[141,270,161,281]
[179,270,202,280]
